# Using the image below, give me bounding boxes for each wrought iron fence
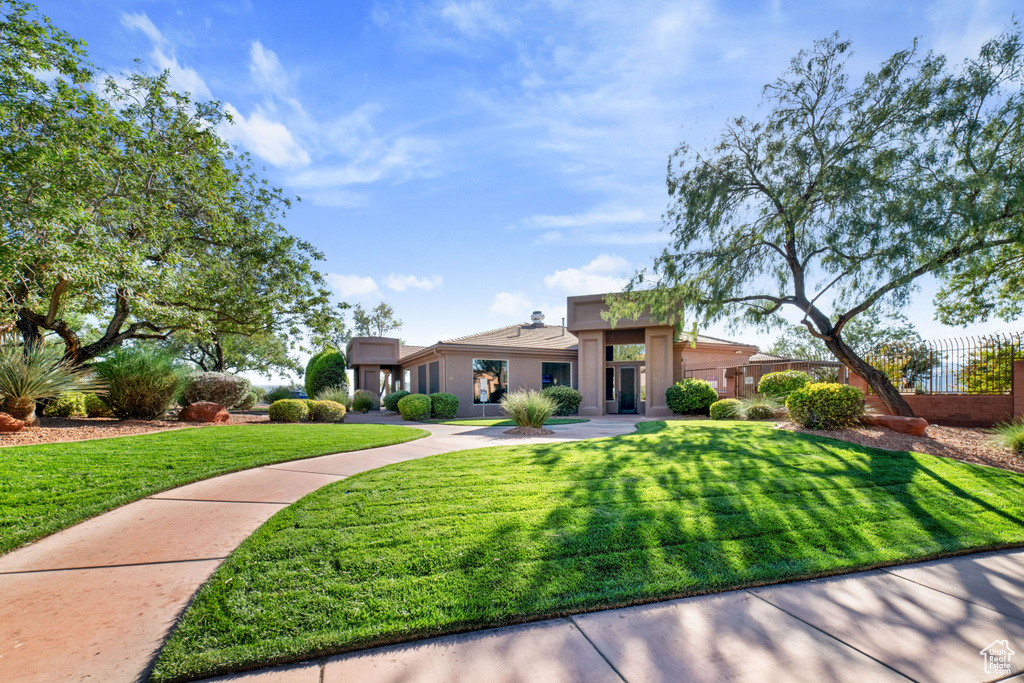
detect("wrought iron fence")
[682,357,842,397]
[862,332,1023,395]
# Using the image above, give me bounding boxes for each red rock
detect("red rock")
[861,414,929,436]
[0,412,25,433]
[178,402,229,423]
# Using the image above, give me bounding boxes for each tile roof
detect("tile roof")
[398,345,427,359]
[678,332,758,347]
[440,323,578,351]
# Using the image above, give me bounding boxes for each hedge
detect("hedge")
[430,392,459,419]
[666,379,718,414]
[709,398,742,420]
[758,370,811,398]
[268,399,310,423]
[397,393,431,421]
[786,383,865,429]
[382,390,410,412]
[542,385,582,415]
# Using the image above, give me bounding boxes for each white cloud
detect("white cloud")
[303,190,368,208]
[543,254,632,295]
[440,1,510,36]
[221,104,310,167]
[121,13,212,100]
[326,274,380,298]
[289,136,438,187]
[385,274,443,292]
[489,291,531,317]
[522,207,651,229]
[250,40,289,95]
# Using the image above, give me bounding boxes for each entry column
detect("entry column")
[644,326,675,418]
[577,330,605,417]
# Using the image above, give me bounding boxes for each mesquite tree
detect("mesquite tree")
[609,29,1024,417]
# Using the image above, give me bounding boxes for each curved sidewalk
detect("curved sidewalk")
[0,419,638,683]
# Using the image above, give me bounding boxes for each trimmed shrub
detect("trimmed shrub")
[266,386,292,403]
[308,400,346,423]
[235,390,258,411]
[709,398,742,420]
[45,392,87,418]
[382,390,410,412]
[351,389,378,412]
[268,399,310,423]
[93,347,188,420]
[305,349,348,402]
[665,379,718,415]
[315,385,350,405]
[430,392,459,419]
[758,370,811,399]
[501,389,556,428]
[181,372,252,408]
[304,348,331,397]
[786,383,865,429]
[84,393,113,418]
[543,385,582,416]
[397,393,431,421]
[992,418,1024,455]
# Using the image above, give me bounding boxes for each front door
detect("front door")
[619,366,637,413]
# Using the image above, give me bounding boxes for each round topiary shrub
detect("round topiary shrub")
[93,347,188,419]
[235,389,258,411]
[84,393,113,418]
[268,399,310,423]
[351,389,378,412]
[666,379,719,414]
[543,385,582,416]
[308,400,346,423]
[304,348,331,397]
[430,392,459,419]
[709,398,742,420]
[181,372,251,409]
[397,393,431,421]
[382,390,410,412]
[45,392,87,418]
[305,349,349,402]
[786,383,865,430]
[758,370,811,399]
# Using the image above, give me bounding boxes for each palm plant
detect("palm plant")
[0,333,104,426]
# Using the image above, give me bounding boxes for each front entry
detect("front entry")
[619,366,637,413]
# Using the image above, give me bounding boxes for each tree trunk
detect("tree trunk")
[213,338,225,372]
[822,335,915,417]
[15,312,41,347]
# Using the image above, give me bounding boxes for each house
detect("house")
[346,292,759,418]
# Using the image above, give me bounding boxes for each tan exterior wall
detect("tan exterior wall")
[577,330,605,416]
[645,326,674,417]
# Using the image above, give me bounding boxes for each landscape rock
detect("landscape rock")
[503,426,555,437]
[861,414,929,436]
[178,401,230,423]
[0,412,25,433]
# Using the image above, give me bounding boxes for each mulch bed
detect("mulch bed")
[0,411,271,447]
[503,426,556,436]
[779,422,1023,474]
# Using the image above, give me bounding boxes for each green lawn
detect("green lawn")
[435,417,590,427]
[0,424,427,555]
[152,421,1024,682]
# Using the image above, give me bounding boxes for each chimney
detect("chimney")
[531,310,544,326]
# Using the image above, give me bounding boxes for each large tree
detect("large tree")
[1,4,347,363]
[352,302,402,338]
[609,28,1024,416]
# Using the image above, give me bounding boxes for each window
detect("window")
[473,359,508,404]
[542,362,571,390]
[605,367,615,401]
[429,361,440,394]
[404,369,411,391]
[417,365,427,394]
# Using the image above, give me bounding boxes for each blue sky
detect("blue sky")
[41,0,1021,380]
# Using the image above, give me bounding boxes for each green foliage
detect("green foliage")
[305,350,348,401]
[235,390,258,411]
[958,347,1024,394]
[268,399,309,423]
[251,386,267,402]
[500,390,556,428]
[165,332,302,377]
[314,385,350,405]
[92,347,186,420]
[304,348,332,397]
[542,385,582,416]
[308,400,346,423]
[397,393,431,421]
[992,419,1024,454]
[84,393,112,418]
[740,394,784,421]
[382,390,410,412]
[180,372,252,408]
[786,383,865,430]
[429,393,459,419]
[758,370,811,398]
[665,379,718,415]
[352,302,402,337]
[0,333,102,424]
[266,386,292,403]
[351,390,378,412]
[709,398,742,420]
[44,392,86,418]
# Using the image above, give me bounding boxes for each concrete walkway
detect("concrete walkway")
[0,418,638,683]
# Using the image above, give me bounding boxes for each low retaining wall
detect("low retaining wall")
[863,394,1014,428]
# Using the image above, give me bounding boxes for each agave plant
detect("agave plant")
[0,333,105,426]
